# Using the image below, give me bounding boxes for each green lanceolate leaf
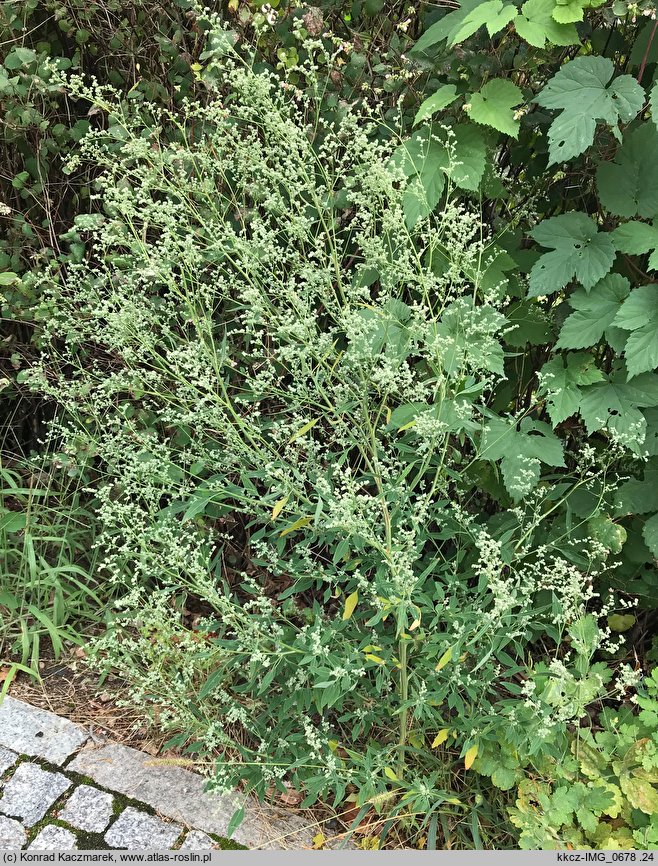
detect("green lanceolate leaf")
[597,124,658,219]
[414,85,459,126]
[538,352,604,425]
[555,274,630,349]
[612,285,658,378]
[528,212,615,295]
[466,79,523,138]
[535,56,645,164]
[612,220,658,272]
[514,0,580,47]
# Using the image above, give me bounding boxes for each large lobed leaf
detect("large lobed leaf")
[535,56,645,164]
[528,212,615,295]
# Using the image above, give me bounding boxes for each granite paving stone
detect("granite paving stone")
[0,814,27,849]
[180,830,216,849]
[0,698,341,850]
[59,784,114,832]
[104,807,182,850]
[29,825,79,850]
[0,762,71,826]
[0,745,18,775]
[70,743,313,848]
[0,696,88,764]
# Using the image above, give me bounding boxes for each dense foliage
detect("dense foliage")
[2,0,658,851]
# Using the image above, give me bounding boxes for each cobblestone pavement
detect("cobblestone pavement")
[0,697,316,850]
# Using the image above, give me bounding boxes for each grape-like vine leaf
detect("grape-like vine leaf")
[612,285,658,379]
[528,212,616,295]
[449,124,487,191]
[642,512,658,559]
[535,56,645,164]
[480,417,565,501]
[611,220,658,272]
[466,79,523,138]
[597,124,658,219]
[552,0,605,23]
[555,274,630,349]
[577,369,658,451]
[505,300,554,346]
[615,467,658,516]
[538,353,604,425]
[453,0,518,44]
[390,128,447,228]
[410,0,483,52]
[514,0,580,46]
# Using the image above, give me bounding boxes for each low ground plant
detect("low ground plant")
[510,667,658,849]
[0,455,101,689]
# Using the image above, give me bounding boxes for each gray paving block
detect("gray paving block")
[59,784,114,832]
[0,762,71,826]
[0,814,26,849]
[0,745,18,775]
[104,807,182,850]
[29,825,78,850]
[69,743,313,848]
[180,830,216,849]
[0,697,88,764]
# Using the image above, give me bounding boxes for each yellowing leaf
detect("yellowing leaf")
[464,744,478,770]
[398,419,417,432]
[364,654,386,664]
[279,516,313,537]
[342,590,358,621]
[607,613,636,633]
[288,418,319,443]
[384,767,399,781]
[271,496,289,519]
[432,729,450,748]
[312,833,326,849]
[435,647,453,671]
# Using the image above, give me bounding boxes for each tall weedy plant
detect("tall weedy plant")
[24,34,625,842]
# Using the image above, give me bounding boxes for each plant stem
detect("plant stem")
[397,636,409,778]
[638,19,658,84]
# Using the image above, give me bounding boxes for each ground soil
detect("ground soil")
[8,651,167,754]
